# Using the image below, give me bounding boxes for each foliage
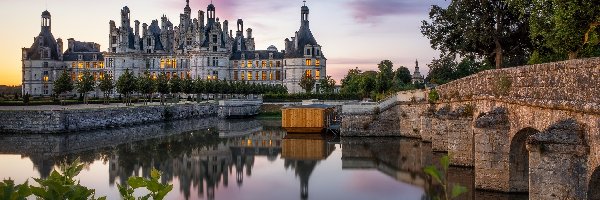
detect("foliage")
[421,0,531,68]
[376,60,394,93]
[493,73,513,97]
[116,69,137,105]
[137,72,156,105]
[76,70,95,104]
[22,93,30,104]
[156,73,169,104]
[426,55,493,85]
[516,0,600,59]
[29,158,106,200]
[299,75,317,93]
[428,89,440,103]
[182,78,194,95]
[117,168,173,200]
[53,70,74,98]
[423,155,467,200]
[263,93,361,102]
[0,179,31,200]
[318,76,336,93]
[98,74,114,104]
[169,75,182,95]
[393,66,412,86]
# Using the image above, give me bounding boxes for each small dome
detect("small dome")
[207,4,215,11]
[267,45,278,52]
[301,5,309,12]
[42,10,51,16]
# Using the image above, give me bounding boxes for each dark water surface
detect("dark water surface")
[0,118,526,200]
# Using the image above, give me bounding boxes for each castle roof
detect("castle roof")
[230,50,285,60]
[25,26,60,60]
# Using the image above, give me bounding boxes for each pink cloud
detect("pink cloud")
[347,0,447,23]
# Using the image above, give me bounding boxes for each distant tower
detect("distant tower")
[207,3,216,23]
[301,1,309,27]
[412,59,424,84]
[184,0,191,16]
[41,10,51,31]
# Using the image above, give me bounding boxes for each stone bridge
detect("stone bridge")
[341,57,600,199]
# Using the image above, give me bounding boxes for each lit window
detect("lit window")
[305,70,312,77]
[242,71,246,80]
[234,61,239,68]
[160,59,165,69]
[255,71,259,80]
[72,62,76,68]
[316,59,320,66]
[262,61,267,68]
[93,62,98,68]
[248,71,253,80]
[269,61,273,68]
[86,62,90,69]
[262,71,267,80]
[316,70,320,79]
[78,62,83,69]
[306,59,312,66]
[247,60,253,68]
[269,72,273,80]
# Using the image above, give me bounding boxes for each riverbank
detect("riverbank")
[0,100,261,134]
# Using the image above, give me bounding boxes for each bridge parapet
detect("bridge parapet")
[436,57,600,114]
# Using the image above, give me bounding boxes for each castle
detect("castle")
[22,1,326,96]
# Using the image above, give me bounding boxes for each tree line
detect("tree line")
[340,60,423,101]
[53,69,288,105]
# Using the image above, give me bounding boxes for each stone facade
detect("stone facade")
[0,102,260,134]
[22,2,327,96]
[339,57,600,198]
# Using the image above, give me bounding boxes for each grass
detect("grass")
[256,111,282,119]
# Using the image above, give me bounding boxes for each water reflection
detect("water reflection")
[0,119,527,200]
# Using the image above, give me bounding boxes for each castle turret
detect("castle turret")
[121,6,130,28]
[184,0,191,16]
[41,10,51,32]
[207,4,216,23]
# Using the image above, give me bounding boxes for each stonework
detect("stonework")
[0,102,259,134]
[339,57,600,198]
[22,1,328,97]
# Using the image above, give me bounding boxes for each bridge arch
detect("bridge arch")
[589,167,600,200]
[509,127,539,192]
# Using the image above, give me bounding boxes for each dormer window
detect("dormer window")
[93,54,98,61]
[212,34,218,43]
[269,53,273,59]
[241,53,245,60]
[255,53,259,59]
[78,55,83,61]
[316,49,320,56]
[306,48,311,55]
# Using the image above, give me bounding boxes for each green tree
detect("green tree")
[76,70,95,104]
[194,78,205,102]
[376,60,394,93]
[156,72,169,105]
[53,70,74,105]
[182,78,194,101]
[116,69,137,106]
[340,67,362,94]
[521,0,600,59]
[318,76,336,93]
[421,0,532,68]
[137,72,156,105]
[299,75,317,93]
[360,71,377,99]
[169,75,182,100]
[426,55,458,85]
[393,66,412,86]
[98,74,114,104]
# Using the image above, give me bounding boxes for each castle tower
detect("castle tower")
[207,3,216,23]
[41,10,51,32]
[411,59,424,84]
[184,0,191,16]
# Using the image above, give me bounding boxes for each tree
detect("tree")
[194,78,206,102]
[359,71,377,99]
[76,70,95,104]
[116,69,137,106]
[299,75,316,93]
[340,67,362,94]
[169,75,182,100]
[522,0,600,59]
[426,55,457,85]
[98,74,114,104]
[53,70,74,105]
[156,73,169,105]
[182,78,194,101]
[421,0,531,68]
[393,66,412,86]
[318,76,336,93]
[137,72,156,105]
[376,60,394,93]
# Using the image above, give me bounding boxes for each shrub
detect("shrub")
[428,89,440,103]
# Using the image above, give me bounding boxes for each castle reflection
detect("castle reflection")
[0,118,526,200]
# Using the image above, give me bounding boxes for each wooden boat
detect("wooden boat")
[281,104,336,133]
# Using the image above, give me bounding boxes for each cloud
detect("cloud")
[347,0,441,23]
[163,0,289,21]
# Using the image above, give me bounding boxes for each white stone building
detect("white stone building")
[22,1,326,96]
[412,60,424,84]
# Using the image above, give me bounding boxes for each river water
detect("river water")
[0,119,527,200]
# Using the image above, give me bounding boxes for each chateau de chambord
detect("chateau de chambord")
[22,1,326,96]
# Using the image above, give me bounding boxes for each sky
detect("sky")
[0,0,449,86]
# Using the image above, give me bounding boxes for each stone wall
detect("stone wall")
[435,57,600,114]
[0,104,217,134]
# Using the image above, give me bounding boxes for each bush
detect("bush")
[263,93,361,102]
[428,89,440,103]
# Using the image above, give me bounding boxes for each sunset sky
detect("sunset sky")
[0,0,448,86]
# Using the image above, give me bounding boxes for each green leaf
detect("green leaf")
[150,169,161,181]
[451,185,468,198]
[441,155,450,172]
[127,177,147,189]
[155,184,173,200]
[423,166,443,184]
